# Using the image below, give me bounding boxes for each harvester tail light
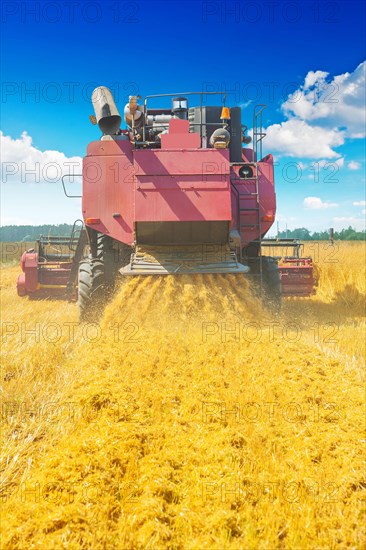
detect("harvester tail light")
[86,217,101,225]
[261,214,275,222]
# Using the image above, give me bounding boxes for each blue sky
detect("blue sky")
[1,0,365,232]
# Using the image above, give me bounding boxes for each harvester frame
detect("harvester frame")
[17,89,317,317]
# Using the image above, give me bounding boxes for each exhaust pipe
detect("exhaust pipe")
[92,86,121,135]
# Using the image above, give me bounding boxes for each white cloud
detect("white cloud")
[303,70,329,90]
[0,131,82,184]
[334,157,344,168]
[265,119,345,158]
[353,200,366,206]
[1,132,83,225]
[263,61,366,159]
[282,61,366,138]
[348,160,361,170]
[303,196,339,209]
[362,209,366,215]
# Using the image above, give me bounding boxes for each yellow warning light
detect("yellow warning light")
[220,107,231,120]
[89,115,97,125]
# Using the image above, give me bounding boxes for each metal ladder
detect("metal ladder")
[232,104,267,287]
[238,165,263,286]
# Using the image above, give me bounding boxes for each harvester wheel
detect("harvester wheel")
[96,234,118,287]
[92,232,130,290]
[78,257,106,322]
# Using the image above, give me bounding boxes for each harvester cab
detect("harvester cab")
[17,87,317,318]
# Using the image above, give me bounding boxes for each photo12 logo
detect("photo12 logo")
[1,81,139,104]
[201,81,340,105]
[1,2,140,24]
[201,1,340,24]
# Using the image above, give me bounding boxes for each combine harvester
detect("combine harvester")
[17,88,316,318]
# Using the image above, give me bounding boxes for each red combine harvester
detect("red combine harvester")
[17,88,316,318]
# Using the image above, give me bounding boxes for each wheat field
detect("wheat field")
[0,241,365,549]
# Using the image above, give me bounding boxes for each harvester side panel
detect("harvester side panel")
[82,139,135,245]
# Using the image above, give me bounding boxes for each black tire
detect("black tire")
[261,256,281,310]
[97,234,117,287]
[92,232,131,290]
[78,257,106,322]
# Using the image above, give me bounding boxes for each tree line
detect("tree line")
[0,224,365,242]
[276,226,365,241]
[0,224,76,242]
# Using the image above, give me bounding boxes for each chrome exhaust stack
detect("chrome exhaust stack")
[91,86,122,135]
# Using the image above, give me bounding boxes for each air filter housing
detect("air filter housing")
[172,97,188,119]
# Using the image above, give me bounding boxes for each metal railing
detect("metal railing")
[253,104,267,161]
[141,91,229,143]
[261,239,303,259]
[62,174,82,198]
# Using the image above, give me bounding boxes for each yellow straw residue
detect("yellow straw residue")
[0,242,365,548]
